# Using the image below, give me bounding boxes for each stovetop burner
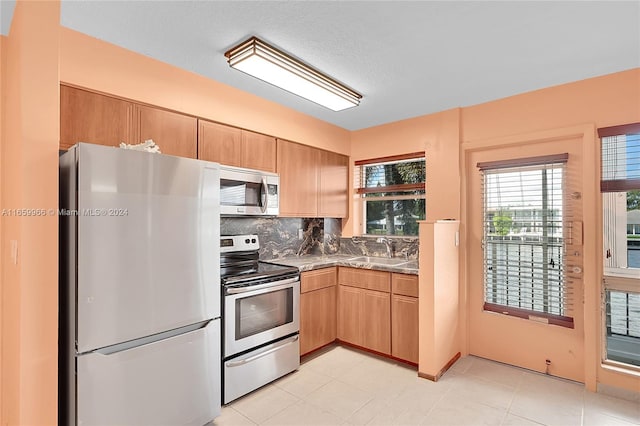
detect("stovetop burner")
[221,261,299,287]
[220,234,299,287]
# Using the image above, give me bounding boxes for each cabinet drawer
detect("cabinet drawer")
[338,267,390,293]
[301,267,337,293]
[392,273,418,297]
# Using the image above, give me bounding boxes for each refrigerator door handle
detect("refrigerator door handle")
[226,335,299,367]
[91,320,210,356]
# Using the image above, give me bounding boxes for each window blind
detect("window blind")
[354,153,425,195]
[478,154,574,328]
[600,123,640,192]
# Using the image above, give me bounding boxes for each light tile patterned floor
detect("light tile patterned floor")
[215,345,640,426]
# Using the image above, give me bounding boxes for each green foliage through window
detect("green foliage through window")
[360,157,426,236]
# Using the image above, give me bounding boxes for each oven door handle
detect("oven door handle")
[226,335,299,367]
[225,277,299,294]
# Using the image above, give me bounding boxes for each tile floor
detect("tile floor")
[214,345,640,426]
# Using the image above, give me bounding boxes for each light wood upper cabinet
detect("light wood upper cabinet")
[318,150,349,218]
[277,139,349,218]
[136,105,197,159]
[242,131,277,172]
[277,139,319,217]
[61,85,197,158]
[300,268,337,356]
[60,85,134,150]
[198,120,242,166]
[198,120,276,171]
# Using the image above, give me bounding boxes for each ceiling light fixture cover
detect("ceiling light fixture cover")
[225,37,362,111]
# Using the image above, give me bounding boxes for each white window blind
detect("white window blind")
[478,154,574,328]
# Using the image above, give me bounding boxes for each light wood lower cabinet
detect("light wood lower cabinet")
[391,273,419,363]
[360,289,391,354]
[336,268,417,362]
[337,267,391,355]
[300,268,337,355]
[392,294,419,363]
[336,285,361,346]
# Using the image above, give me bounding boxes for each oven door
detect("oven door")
[224,277,299,357]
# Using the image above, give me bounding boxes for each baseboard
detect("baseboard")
[418,352,461,382]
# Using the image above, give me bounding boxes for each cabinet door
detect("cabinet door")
[391,294,419,363]
[198,120,242,166]
[60,85,134,150]
[318,150,349,218]
[136,105,197,159]
[360,290,391,355]
[337,285,361,346]
[277,140,319,217]
[300,286,337,355]
[242,131,277,172]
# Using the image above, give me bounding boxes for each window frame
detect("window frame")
[355,152,426,237]
[599,122,640,370]
[478,153,574,328]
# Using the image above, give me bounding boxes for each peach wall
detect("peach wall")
[461,69,640,393]
[0,33,4,422]
[1,1,60,424]
[418,221,460,379]
[462,69,640,142]
[347,108,460,236]
[58,28,351,156]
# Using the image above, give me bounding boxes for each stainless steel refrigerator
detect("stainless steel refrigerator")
[59,143,221,426]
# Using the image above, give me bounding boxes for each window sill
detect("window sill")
[601,360,640,377]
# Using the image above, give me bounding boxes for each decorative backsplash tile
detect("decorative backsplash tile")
[220,217,342,260]
[220,217,417,260]
[339,236,419,260]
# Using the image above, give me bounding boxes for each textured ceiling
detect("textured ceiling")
[15,1,640,130]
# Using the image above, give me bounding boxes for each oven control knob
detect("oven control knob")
[245,238,250,244]
[251,238,257,243]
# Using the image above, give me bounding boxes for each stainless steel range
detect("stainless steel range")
[221,235,300,404]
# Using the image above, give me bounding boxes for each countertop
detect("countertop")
[265,254,419,275]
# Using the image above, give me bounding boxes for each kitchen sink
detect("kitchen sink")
[347,256,409,266]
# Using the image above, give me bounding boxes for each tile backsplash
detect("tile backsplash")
[339,236,419,260]
[220,217,341,260]
[221,217,418,261]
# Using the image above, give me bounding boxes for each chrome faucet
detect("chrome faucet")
[377,237,396,258]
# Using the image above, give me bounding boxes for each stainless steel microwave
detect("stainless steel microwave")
[220,166,279,216]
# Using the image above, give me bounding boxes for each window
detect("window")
[478,154,574,328]
[600,122,640,369]
[356,153,425,236]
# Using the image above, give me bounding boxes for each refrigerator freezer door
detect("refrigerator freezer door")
[77,319,221,426]
[75,144,220,353]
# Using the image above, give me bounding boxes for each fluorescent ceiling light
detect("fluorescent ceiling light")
[225,37,362,112]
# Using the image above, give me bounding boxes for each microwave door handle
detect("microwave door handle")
[260,177,268,214]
